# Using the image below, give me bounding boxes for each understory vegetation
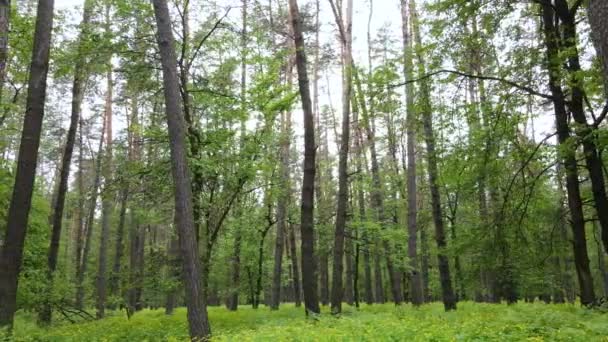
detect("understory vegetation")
[11,303,608,341]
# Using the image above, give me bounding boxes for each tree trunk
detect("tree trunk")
[96,56,113,319]
[540,2,595,305]
[289,0,319,316]
[0,0,10,128]
[328,0,353,314]
[400,0,423,307]
[152,0,211,338]
[288,222,301,307]
[412,0,456,311]
[0,0,54,328]
[165,235,180,315]
[226,227,241,311]
[271,84,293,311]
[38,0,91,324]
[76,115,106,310]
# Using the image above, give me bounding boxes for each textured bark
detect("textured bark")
[152,0,211,338]
[289,0,319,315]
[588,0,608,97]
[38,0,91,323]
[0,0,54,328]
[328,0,353,314]
[400,0,423,307]
[556,2,608,256]
[540,3,595,305]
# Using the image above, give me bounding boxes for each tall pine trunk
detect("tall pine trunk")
[289,0,319,315]
[0,0,55,328]
[152,0,211,338]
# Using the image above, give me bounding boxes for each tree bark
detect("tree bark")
[152,0,211,338]
[38,0,91,324]
[329,0,353,314]
[289,0,319,315]
[400,0,423,307]
[0,0,54,329]
[540,2,595,305]
[412,0,456,311]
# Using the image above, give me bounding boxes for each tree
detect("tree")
[0,0,55,329]
[152,0,211,338]
[38,0,92,324]
[412,0,456,311]
[400,0,423,306]
[289,0,320,316]
[328,0,353,314]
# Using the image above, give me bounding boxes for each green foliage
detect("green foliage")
[11,303,608,341]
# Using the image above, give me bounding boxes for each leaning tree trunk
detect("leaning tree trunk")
[152,0,211,338]
[38,0,91,324]
[540,2,595,305]
[289,0,319,315]
[0,0,55,329]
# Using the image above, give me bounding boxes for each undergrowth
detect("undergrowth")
[9,302,608,341]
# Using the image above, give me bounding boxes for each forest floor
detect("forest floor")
[11,302,608,341]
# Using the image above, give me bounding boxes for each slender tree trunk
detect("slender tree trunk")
[76,116,106,310]
[288,222,301,307]
[0,0,10,128]
[412,0,456,311]
[595,223,608,297]
[38,0,91,324]
[400,0,423,307]
[271,77,293,311]
[289,0,319,315]
[226,225,241,311]
[152,0,211,338]
[557,3,608,256]
[329,0,353,314]
[0,0,54,328]
[165,235,180,315]
[540,3,595,305]
[96,55,113,320]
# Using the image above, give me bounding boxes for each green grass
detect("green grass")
[9,302,608,341]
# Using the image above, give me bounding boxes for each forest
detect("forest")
[0,0,608,340]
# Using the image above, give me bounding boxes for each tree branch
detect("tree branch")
[388,69,555,101]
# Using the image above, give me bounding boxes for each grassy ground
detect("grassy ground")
[9,302,608,341]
